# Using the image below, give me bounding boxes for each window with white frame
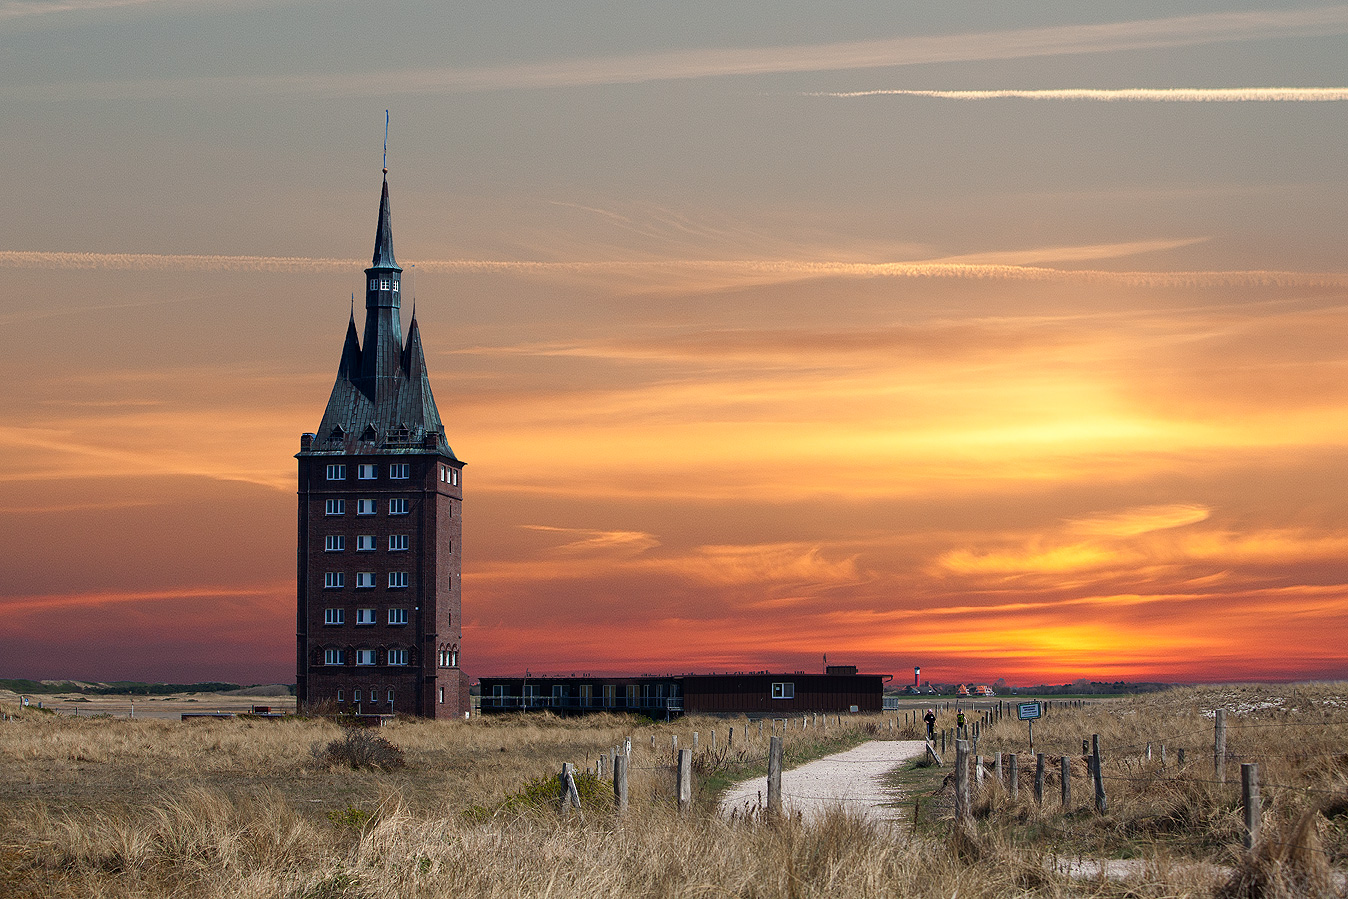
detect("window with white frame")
[324,648,345,665]
[450,646,458,667]
[337,689,344,702]
[492,684,506,707]
[389,463,409,479]
[389,688,395,705]
[355,572,375,589]
[353,689,361,702]
[357,499,376,515]
[323,608,344,626]
[369,279,377,291]
[388,608,408,625]
[358,464,376,480]
[356,649,376,666]
[325,535,345,552]
[324,572,345,589]
[388,571,408,588]
[388,649,409,666]
[771,682,795,700]
[355,608,376,625]
[325,499,345,515]
[379,279,390,291]
[391,281,399,293]
[438,686,443,704]
[326,464,346,480]
[388,534,409,551]
[356,535,376,552]
[389,498,409,515]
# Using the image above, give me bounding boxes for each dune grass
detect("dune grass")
[1,685,1345,897]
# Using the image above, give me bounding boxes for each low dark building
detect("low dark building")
[477,670,887,718]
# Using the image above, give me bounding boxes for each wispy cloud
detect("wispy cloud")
[1069,504,1212,537]
[520,525,661,557]
[8,7,1348,98]
[0,0,181,22]
[808,87,1348,102]
[6,250,1346,292]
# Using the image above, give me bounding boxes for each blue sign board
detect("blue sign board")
[1017,701,1042,720]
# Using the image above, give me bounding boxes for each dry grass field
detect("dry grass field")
[0,684,1345,898]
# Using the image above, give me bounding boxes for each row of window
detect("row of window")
[324,572,409,589]
[325,498,410,515]
[336,687,392,704]
[325,535,411,552]
[324,648,409,666]
[326,463,411,481]
[324,608,409,626]
[436,648,459,667]
[369,278,399,292]
[438,464,460,486]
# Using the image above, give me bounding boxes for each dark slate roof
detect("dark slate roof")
[310,177,456,459]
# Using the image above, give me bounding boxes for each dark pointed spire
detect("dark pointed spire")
[370,176,400,271]
[336,311,360,378]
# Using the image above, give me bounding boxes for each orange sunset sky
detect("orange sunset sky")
[3,2,1348,685]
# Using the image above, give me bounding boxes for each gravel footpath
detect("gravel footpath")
[719,739,928,823]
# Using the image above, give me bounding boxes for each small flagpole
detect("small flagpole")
[383,110,389,174]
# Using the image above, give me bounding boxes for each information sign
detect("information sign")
[1017,701,1042,720]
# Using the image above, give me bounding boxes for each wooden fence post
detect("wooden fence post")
[676,748,692,815]
[693,731,699,749]
[1008,753,1019,801]
[994,751,1003,787]
[758,720,763,738]
[560,762,581,813]
[975,754,985,790]
[614,753,629,815]
[1060,755,1071,808]
[1215,710,1227,784]
[672,734,679,753]
[767,735,783,816]
[1092,734,1107,813]
[1035,753,1045,804]
[955,740,971,825]
[728,725,734,748]
[1242,763,1260,850]
[1178,747,1185,766]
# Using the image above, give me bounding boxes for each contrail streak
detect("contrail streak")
[808,87,1348,101]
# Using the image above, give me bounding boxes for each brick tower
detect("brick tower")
[295,170,467,718]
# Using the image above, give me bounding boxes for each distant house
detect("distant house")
[972,685,996,696]
[956,684,969,696]
[477,671,887,718]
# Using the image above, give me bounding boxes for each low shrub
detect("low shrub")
[312,730,404,770]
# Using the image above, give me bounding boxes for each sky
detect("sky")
[2,1,1348,686]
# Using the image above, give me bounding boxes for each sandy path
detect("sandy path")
[719,739,928,822]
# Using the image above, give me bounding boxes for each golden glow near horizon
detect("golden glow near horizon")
[1,3,1347,684]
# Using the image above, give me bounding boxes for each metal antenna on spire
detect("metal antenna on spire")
[382,110,389,174]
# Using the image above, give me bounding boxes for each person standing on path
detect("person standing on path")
[923,708,937,740]
[956,707,966,738]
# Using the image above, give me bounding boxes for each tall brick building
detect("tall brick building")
[295,171,467,718]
